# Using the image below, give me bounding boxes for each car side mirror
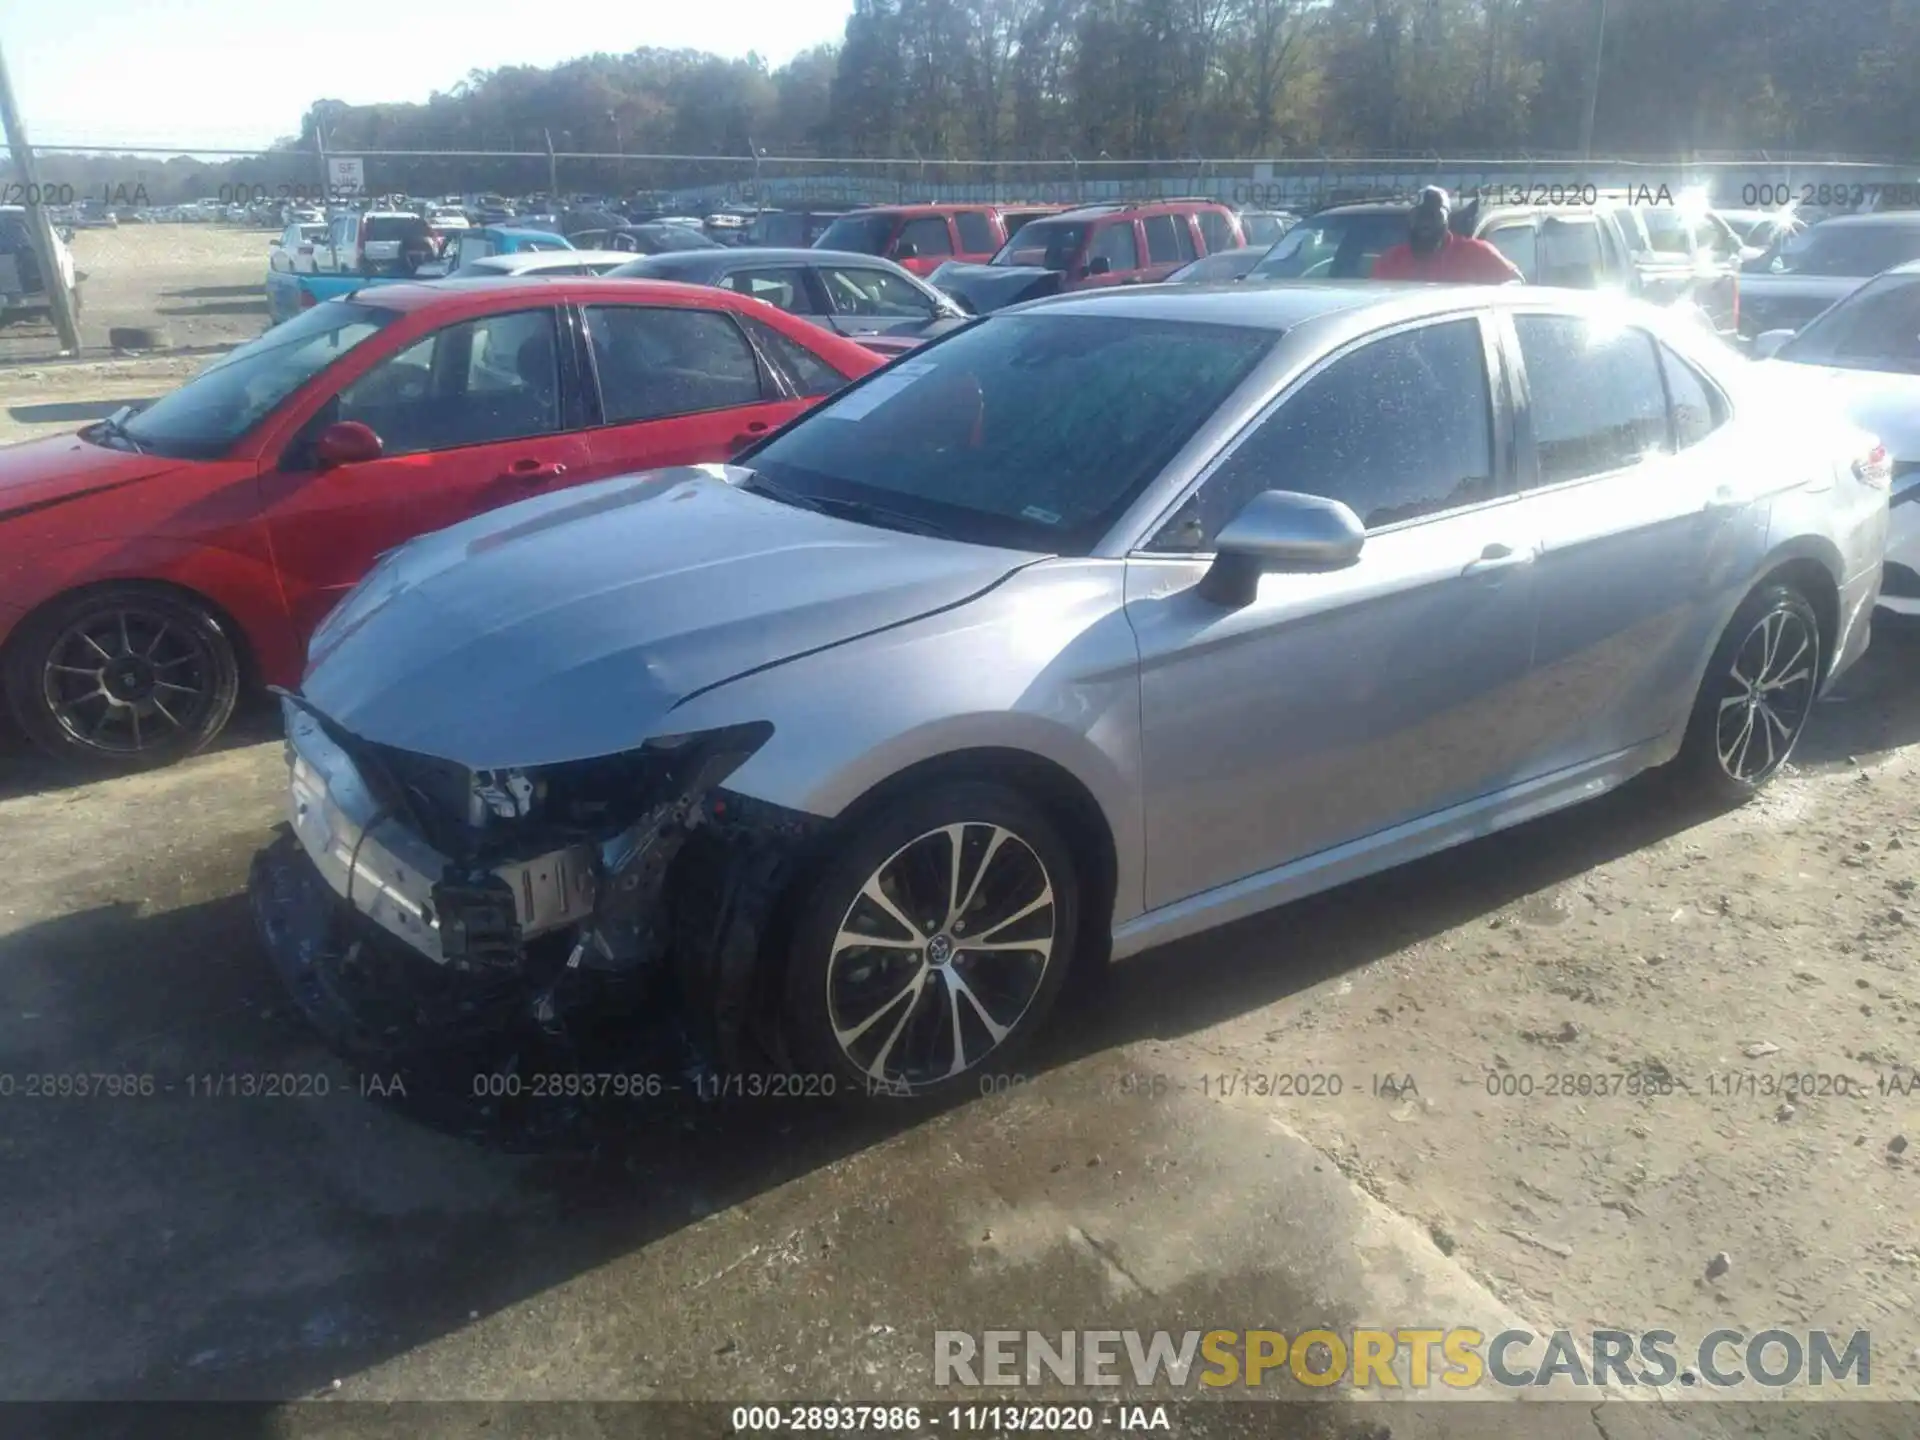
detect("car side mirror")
[894,240,918,260]
[1086,255,1113,277]
[1750,328,1796,359]
[1197,490,1365,607]
[314,420,383,468]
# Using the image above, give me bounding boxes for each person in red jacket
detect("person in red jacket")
[1372,187,1524,283]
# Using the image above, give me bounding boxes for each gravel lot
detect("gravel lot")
[0,224,271,365]
[0,241,1916,1430]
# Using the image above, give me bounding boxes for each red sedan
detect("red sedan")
[0,278,881,764]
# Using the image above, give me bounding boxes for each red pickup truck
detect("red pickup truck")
[812,203,1062,276]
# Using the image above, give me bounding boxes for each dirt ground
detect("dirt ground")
[0,223,272,365]
[2,263,1919,1428]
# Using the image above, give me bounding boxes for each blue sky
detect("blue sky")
[4,1,856,151]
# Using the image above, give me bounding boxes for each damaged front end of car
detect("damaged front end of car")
[248,695,819,1068]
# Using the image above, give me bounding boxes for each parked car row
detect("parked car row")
[0,253,1901,1099]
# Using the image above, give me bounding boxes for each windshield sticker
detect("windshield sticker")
[1021,505,1061,524]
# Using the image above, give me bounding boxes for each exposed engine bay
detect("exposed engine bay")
[249,695,819,1072]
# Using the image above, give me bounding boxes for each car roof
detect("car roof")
[1013,278,1675,334]
[343,277,752,312]
[474,250,633,270]
[1014,280,1402,328]
[839,203,1000,218]
[1309,202,1415,217]
[1042,199,1233,220]
[652,246,910,266]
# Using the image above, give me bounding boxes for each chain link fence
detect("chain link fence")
[7,144,1918,215]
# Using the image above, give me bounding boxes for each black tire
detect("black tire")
[108,324,164,351]
[1673,583,1822,803]
[782,780,1080,1101]
[3,584,241,765]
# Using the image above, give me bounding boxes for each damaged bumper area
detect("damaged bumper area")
[248,697,819,1061]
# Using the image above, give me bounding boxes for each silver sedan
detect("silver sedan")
[251,283,1890,1097]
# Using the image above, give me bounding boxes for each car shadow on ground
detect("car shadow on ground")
[3,627,1917,1405]
[155,299,270,318]
[6,397,157,425]
[0,693,282,803]
[163,285,265,300]
[1797,615,1920,767]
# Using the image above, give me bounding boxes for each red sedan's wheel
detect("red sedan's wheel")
[4,585,241,765]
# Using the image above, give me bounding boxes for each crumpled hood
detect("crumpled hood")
[0,431,185,521]
[301,466,1033,768]
[930,261,1064,315]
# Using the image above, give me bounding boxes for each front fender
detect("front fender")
[0,533,298,685]
[660,559,1150,924]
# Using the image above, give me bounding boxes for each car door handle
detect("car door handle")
[729,421,770,451]
[1462,541,1535,576]
[502,458,567,484]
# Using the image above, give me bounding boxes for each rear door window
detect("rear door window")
[1090,222,1139,273]
[584,305,768,423]
[955,211,996,252]
[1514,314,1672,486]
[1197,210,1236,253]
[898,217,954,258]
[1143,214,1196,264]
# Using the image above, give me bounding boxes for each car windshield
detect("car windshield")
[1778,272,1920,374]
[816,214,896,254]
[1247,212,1408,279]
[743,313,1274,553]
[116,301,397,459]
[1767,223,1920,278]
[989,221,1089,270]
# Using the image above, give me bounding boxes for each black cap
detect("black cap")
[1415,186,1452,216]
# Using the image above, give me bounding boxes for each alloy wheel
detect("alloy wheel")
[1714,605,1817,785]
[39,604,222,756]
[825,822,1056,1087]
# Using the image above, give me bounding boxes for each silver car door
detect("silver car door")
[1499,309,1771,777]
[1124,313,1541,912]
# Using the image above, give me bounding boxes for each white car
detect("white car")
[1757,260,1920,616]
[268,220,329,275]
